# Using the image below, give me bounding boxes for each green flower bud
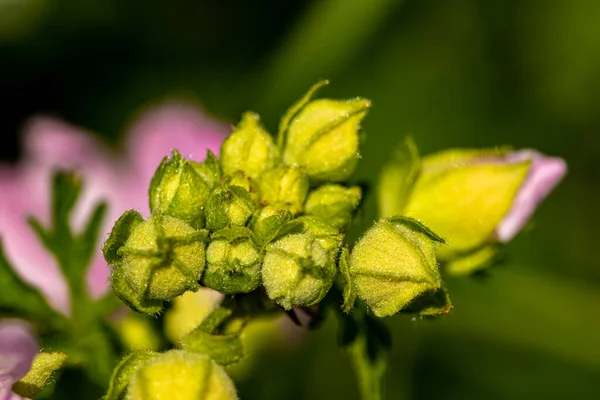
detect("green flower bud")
[262,233,337,310]
[304,184,362,230]
[349,217,450,317]
[105,213,207,312]
[250,205,293,245]
[293,215,343,255]
[127,350,238,400]
[258,165,309,214]
[282,94,370,182]
[220,112,279,179]
[149,150,219,229]
[110,267,163,315]
[205,185,256,231]
[203,227,261,294]
[223,170,260,204]
[381,146,566,275]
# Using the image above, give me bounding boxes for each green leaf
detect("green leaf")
[181,305,245,366]
[52,171,82,234]
[0,240,67,329]
[341,308,391,400]
[104,351,157,400]
[378,137,421,218]
[181,329,244,366]
[79,202,108,265]
[12,352,68,398]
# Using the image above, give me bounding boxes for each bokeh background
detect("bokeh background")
[1,0,599,398]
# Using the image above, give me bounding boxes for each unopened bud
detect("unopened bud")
[220,112,279,179]
[149,150,219,228]
[250,205,293,245]
[104,212,207,313]
[400,148,566,274]
[304,184,362,230]
[203,227,261,294]
[262,233,336,310]
[282,95,370,182]
[349,217,450,317]
[258,165,309,214]
[127,350,238,400]
[205,185,256,231]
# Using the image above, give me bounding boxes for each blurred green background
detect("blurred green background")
[1,0,598,398]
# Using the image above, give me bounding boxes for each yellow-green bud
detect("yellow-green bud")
[262,233,336,310]
[282,97,370,182]
[293,215,343,256]
[304,184,362,230]
[149,150,219,229]
[205,185,256,231]
[349,218,450,317]
[110,267,163,315]
[105,213,207,312]
[203,227,261,294]
[220,112,279,179]
[381,147,566,275]
[250,205,293,245]
[127,350,238,400]
[223,170,260,204]
[258,165,309,214]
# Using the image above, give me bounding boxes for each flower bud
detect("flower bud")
[127,350,238,400]
[399,148,566,274]
[220,112,279,179]
[282,96,370,182]
[304,184,362,230]
[105,212,207,313]
[205,185,256,231]
[250,205,293,245]
[262,233,336,310]
[293,215,343,255]
[258,165,309,214]
[349,217,449,317]
[203,227,261,294]
[149,150,219,229]
[223,170,260,203]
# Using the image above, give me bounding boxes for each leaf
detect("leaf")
[0,240,67,329]
[341,307,391,400]
[378,137,421,218]
[12,352,68,398]
[104,351,157,400]
[181,329,244,366]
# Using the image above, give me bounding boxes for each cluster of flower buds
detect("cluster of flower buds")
[100,82,566,398]
[103,81,392,316]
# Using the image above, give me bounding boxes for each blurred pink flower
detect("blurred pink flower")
[0,101,228,315]
[0,320,38,400]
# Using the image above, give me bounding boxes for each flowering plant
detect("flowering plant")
[0,82,565,399]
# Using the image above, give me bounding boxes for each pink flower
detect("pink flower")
[495,149,567,241]
[0,101,228,315]
[0,320,38,400]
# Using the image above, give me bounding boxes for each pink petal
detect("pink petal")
[496,150,567,242]
[0,320,38,386]
[126,101,229,195]
[0,167,70,315]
